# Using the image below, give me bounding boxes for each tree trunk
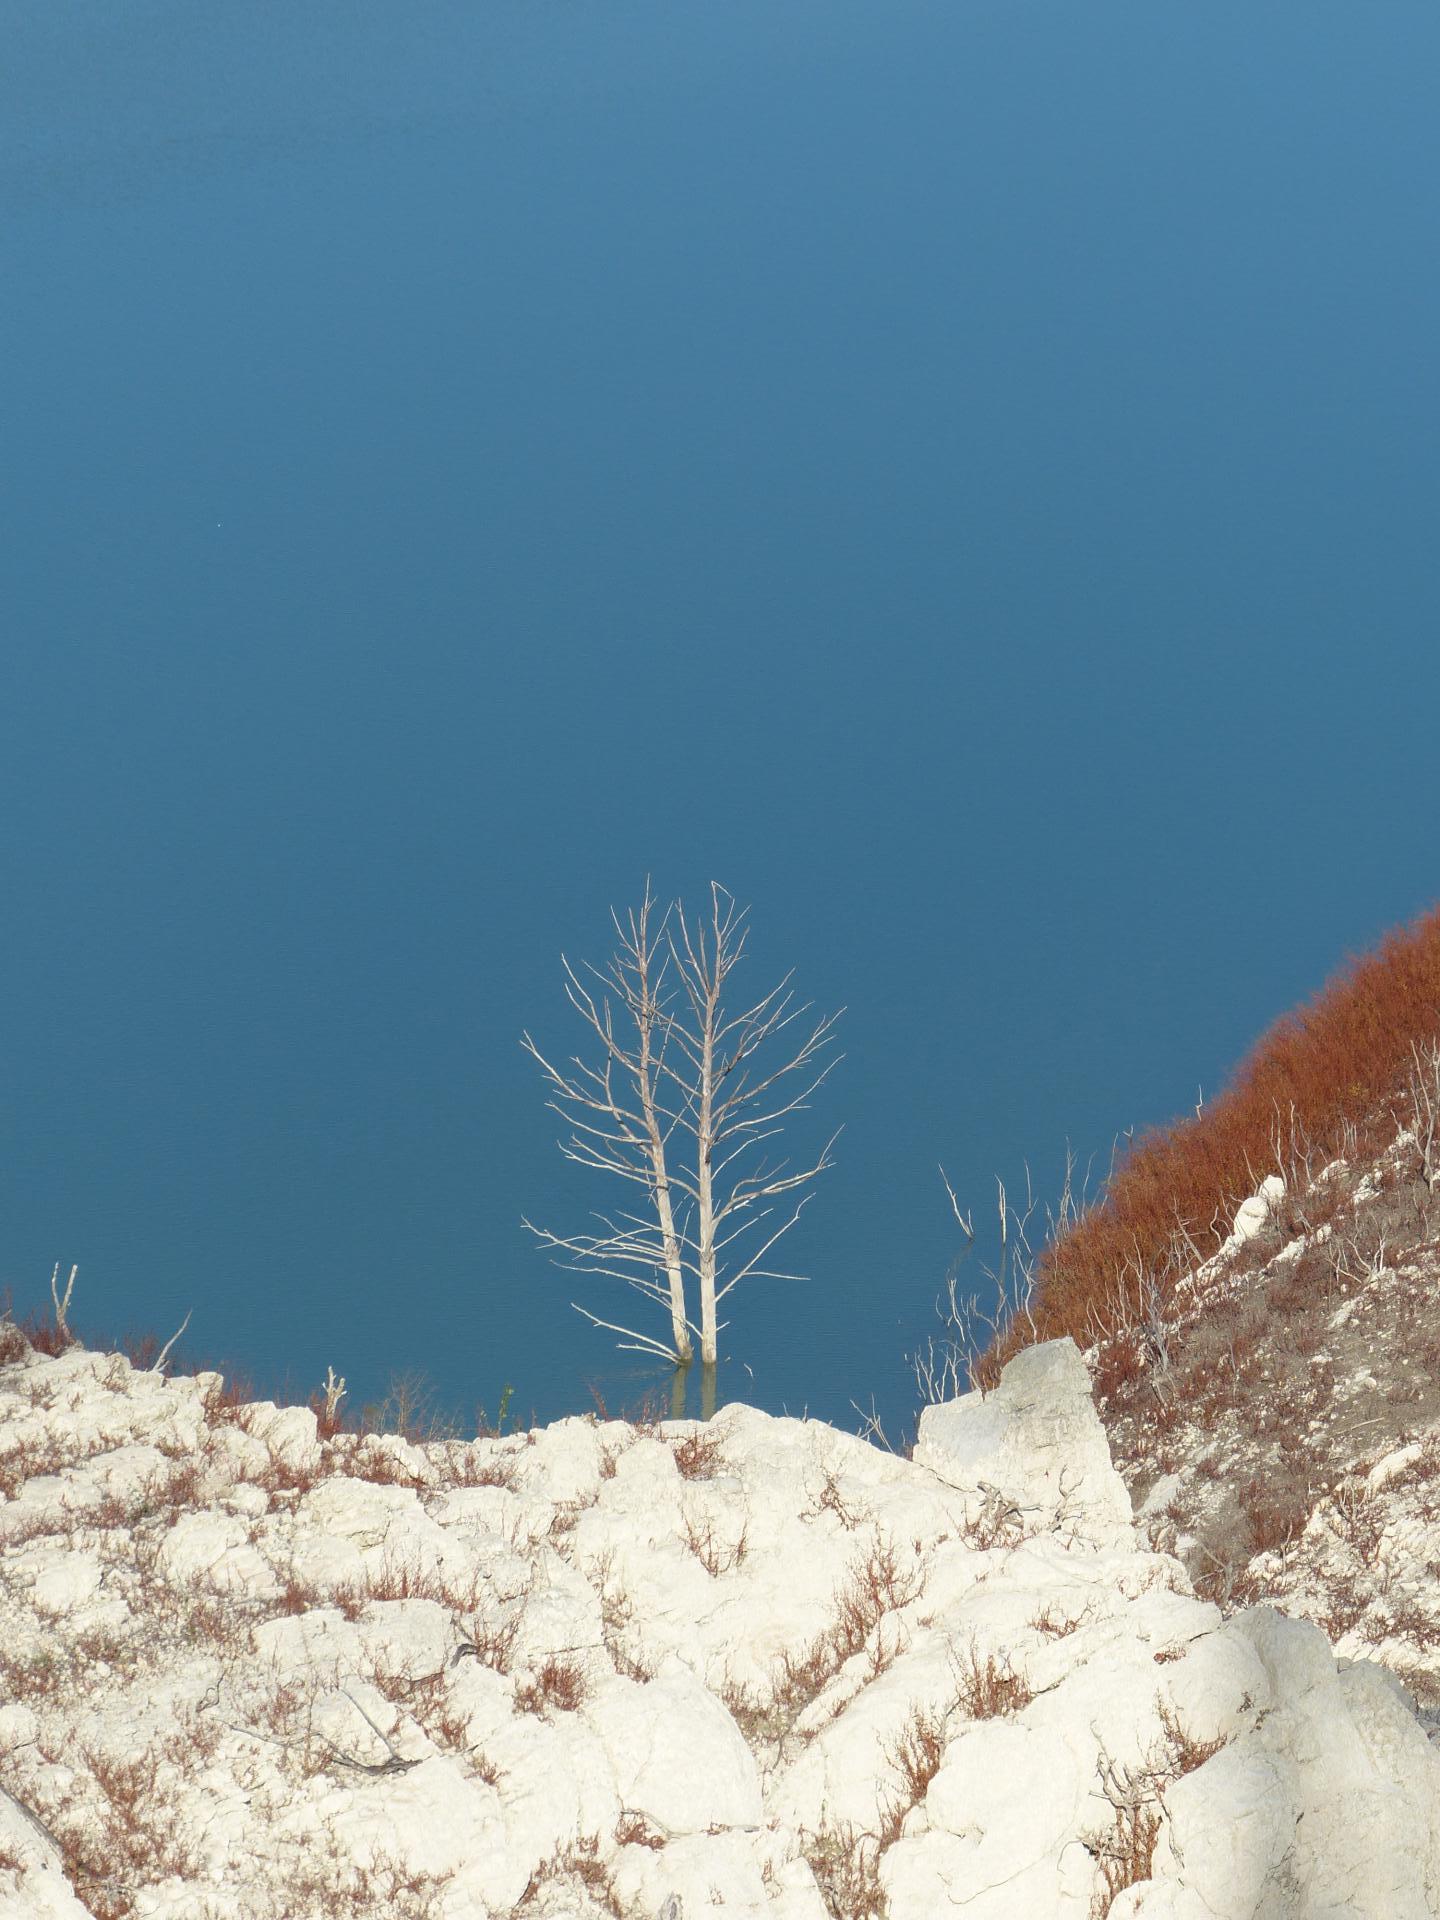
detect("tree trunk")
[697,990,718,1365]
[652,1165,692,1365]
[637,977,692,1365]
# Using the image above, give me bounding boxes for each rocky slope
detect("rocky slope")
[1086,1123,1440,1736]
[1,1319,1437,1919]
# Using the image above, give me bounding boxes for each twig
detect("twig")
[329,1688,422,1776]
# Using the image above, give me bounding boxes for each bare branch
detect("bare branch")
[938,1166,975,1242]
[151,1308,192,1375]
[714,1195,819,1302]
[712,1129,843,1226]
[570,1301,698,1362]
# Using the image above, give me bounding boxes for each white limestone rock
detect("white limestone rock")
[588,1660,764,1834]
[244,1401,323,1474]
[157,1509,270,1591]
[0,1786,91,1920]
[913,1336,1135,1546]
[2,1332,1439,1920]
[1228,1172,1287,1250]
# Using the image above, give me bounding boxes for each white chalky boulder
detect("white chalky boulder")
[588,1660,764,1833]
[29,1547,102,1615]
[913,1336,1135,1546]
[1229,1172,1287,1248]
[244,1402,323,1473]
[157,1509,271,1590]
[1153,1612,1440,1919]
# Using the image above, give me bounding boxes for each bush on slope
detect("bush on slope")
[979,902,1440,1384]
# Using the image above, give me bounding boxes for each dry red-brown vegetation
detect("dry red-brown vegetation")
[981,904,1440,1381]
[672,1427,726,1480]
[721,1536,928,1752]
[1030,1599,1095,1638]
[1085,1699,1228,1918]
[514,1656,588,1717]
[613,1810,666,1851]
[794,1638,1038,1917]
[950,1638,1034,1718]
[515,1833,623,1917]
[877,1699,948,1840]
[679,1508,749,1576]
[0,1298,77,1363]
[453,1611,520,1675]
[798,1820,887,1920]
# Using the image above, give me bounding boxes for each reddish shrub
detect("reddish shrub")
[878,1701,948,1840]
[951,1639,1033,1718]
[981,904,1440,1377]
[514,1657,587,1716]
[1237,1472,1308,1556]
[201,1370,261,1425]
[16,1310,76,1358]
[672,1428,725,1480]
[614,1811,665,1851]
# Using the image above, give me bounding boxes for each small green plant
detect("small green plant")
[477,1383,515,1438]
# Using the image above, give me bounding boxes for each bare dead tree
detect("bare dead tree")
[523,882,842,1368]
[50,1262,77,1346]
[667,884,843,1365]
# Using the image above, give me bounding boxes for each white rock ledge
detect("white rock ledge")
[0,1337,1435,1919]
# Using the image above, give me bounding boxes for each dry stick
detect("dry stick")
[915,1163,1053,1404]
[330,1689,422,1776]
[319,1365,347,1424]
[151,1309,192,1374]
[228,1700,421,1780]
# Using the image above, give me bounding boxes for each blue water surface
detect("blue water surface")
[3,1,1438,1445]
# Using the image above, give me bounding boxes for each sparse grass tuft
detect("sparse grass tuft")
[799,1821,886,1920]
[1085,1699,1227,1918]
[950,1636,1033,1718]
[802,1462,868,1531]
[722,1535,925,1753]
[516,1833,625,1917]
[877,1699,949,1842]
[679,1509,749,1576]
[514,1655,588,1717]
[453,1610,520,1675]
[1030,1600,1094,1638]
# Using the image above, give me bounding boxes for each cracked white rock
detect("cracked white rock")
[0,1336,1436,1920]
